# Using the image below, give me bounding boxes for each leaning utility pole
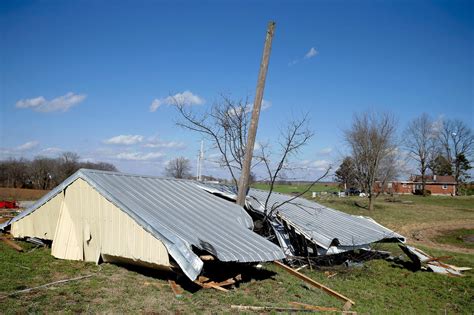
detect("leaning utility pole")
[236,21,276,206]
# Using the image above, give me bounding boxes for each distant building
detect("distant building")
[375,175,457,196]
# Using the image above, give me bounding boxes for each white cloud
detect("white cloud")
[16,92,86,112]
[228,99,272,117]
[312,159,331,170]
[143,136,186,149]
[40,147,63,156]
[318,147,332,155]
[304,47,318,59]
[289,47,319,66]
[16,141,39,151]
[116,152,164,161]
[104,135,144,145]
[150,90,204,112]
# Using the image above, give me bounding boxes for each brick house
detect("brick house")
[375,175,457,195]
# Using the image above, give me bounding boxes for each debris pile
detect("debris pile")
[399,244,471,276]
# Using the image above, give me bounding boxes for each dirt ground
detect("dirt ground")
[399,219,474,254]
[0,187,49,201]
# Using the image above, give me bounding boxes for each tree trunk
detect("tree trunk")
[421,169,426,197]
[368,194,374,211]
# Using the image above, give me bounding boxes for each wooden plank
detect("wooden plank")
[273,260,355,308]
[1,237,23,252]
[0,274,94,300]
[199,255,215,261]
[168,280,183,298]
[202,281,229,292]
[231,305,317,312]
[288,301,339,311]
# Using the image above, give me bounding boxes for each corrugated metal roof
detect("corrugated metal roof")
[1,169,285,280]
[245,189,405,249]
[197,183,405,250]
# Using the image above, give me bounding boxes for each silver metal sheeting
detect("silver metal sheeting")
[245,189,405,249]
[1,169,285,280]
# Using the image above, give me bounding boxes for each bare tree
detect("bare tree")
[403,113,438,195]
[164,157,192,179]
[344,112,397,211]
[438,119,474,187]
[61,152,80,179]
[258,115,319,216]
[30,157,58,190]
[174,95,252,187]
[173,95,329,210]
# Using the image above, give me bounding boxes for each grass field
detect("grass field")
[1,185,473,313]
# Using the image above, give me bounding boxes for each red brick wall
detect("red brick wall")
[425,184,456,195]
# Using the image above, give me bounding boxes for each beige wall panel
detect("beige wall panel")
[11,192,63,240]
[55,179,169,267]
[51,201,83,260]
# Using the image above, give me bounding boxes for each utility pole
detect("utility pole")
[236,21,276,206]
[196,140,204,181]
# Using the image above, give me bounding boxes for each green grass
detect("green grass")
[252,182,339,198]
[435,229,474,250]
[312,194,474,231]
[1,242,473,313]
[1,184,474,313]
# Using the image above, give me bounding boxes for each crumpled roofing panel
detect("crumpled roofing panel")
[246,189,405,249]
[1,169,285,280]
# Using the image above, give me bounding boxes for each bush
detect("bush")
[414,189,431,196]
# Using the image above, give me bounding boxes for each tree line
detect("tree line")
[0,152,117,190]
[335,112,473,209]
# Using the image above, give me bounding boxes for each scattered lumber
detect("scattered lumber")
[194,274,241,292]
[0,274,94,300]
[231,305,317,313]
[399,244,471,276]
[273,260,355,310]
[1,237,23,252]
[199,255,215,261]
[168,280,183,298]
[288,301,339,311]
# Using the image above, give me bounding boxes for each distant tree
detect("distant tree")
[429,154,452,176]
[164,157,192,179]
[456,153,472,184]
[30,157,59,190]
[0,154,118,190]
[438,119,474,187]
[60,152,80,179]
[334,157,357,190]
[1,158,30,188]
[403,113,438,196]
[344,112,397,211]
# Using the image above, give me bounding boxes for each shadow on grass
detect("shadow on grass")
[106,261,277,293]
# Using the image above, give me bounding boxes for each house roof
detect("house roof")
[1,169,285,280]
[411,175,456,184]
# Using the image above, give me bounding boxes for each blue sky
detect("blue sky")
[1,0,472,180]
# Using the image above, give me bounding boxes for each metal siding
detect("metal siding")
[246,189,405,249]
[50,178,170,267]
[11,192,63,240]
[82,171,284,264]
[4,170,283,280]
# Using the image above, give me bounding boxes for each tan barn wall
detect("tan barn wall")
[11,192,63,240]
[13,178,170,269]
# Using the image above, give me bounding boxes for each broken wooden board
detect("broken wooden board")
[273,260,355,310]
[168,280,183,298]
[288,301,339,312]
[1,237,23,252]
